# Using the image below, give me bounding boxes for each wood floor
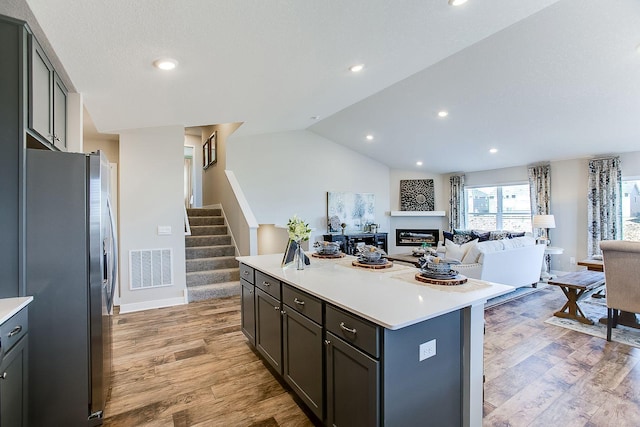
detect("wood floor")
[103,286,640,427]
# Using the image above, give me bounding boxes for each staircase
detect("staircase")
[185,208,240,302]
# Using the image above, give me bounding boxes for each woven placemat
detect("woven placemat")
[392,271,492,293]
[338,259,412,273]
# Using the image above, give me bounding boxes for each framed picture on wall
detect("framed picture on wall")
[208,131,217,166]
[202,139,210,169]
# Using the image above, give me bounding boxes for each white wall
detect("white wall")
[184,134,202,207]
[227,130,391,251]
[118,126,187,311]
[387,169,448,253]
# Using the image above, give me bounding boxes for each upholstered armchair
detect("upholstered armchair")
[599,240,640,341]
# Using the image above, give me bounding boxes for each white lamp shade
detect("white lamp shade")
[533,214,556,229]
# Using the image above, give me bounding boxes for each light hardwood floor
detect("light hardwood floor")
[104,286,640,427]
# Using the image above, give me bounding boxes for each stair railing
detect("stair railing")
[183,205,192,236]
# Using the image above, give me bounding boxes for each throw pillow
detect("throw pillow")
[452,229,475,244]
[489,230,510,240]
[508,231,526,238]
[445,238,478,262]
[472,231,491,242]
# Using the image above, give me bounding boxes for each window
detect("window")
[622,179,640,241]
[464,184,531,232]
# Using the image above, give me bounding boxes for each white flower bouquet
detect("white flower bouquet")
[287,215,311,242]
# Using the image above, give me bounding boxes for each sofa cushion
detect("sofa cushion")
[502,236,536,249]
[474,239,505,263]
[445,238,478,262]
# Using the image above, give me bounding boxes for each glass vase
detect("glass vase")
[294,241,305,270]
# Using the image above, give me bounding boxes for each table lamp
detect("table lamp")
[533,214,555,245]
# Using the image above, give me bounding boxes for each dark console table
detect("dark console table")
[323,232,387,255]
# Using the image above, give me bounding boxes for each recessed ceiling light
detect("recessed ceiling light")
[349,64,365,73]
[489,148,498,154]
[416,161,423,166]
[153,58,178,70]
[448,0,468,6]
[310,116,321,120]
[365,134,374,141]
[438,110,449,118]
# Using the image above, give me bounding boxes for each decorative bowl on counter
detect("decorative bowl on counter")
[314,241,341,255]
[417,255,460,274]
[357,245,386,263]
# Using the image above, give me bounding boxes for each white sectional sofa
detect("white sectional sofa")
[436,236,546,288]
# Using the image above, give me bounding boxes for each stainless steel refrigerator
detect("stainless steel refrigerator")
[25,149,117,426]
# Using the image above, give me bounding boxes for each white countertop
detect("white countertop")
[237,254,513,330]
[0,296,33,325]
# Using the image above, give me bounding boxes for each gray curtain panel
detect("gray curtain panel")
[528,163,551,240]
[587,157,622,256]
[449,175,465,231]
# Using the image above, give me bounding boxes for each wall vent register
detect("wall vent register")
[129,249,173,289]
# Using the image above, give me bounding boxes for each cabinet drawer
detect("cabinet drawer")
[326,305,380,359]
[282,284,322,324]
[239,264,255,284]
[255,271,281,299]
[0,307,28,355]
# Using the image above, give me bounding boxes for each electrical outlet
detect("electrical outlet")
[570,257,576,265]
[419,339,436,361]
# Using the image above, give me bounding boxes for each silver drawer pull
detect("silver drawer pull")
[262,281,271,286]
[8,325,22,337]
[0,372,6,380]
[274,306,280,311]
[339,322,357,335]
[243,270,249,275]
[293,298,305,306]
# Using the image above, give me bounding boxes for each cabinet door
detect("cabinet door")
[52,74,67,150]
[241,279,256,345]
[29,36,53,144]
[255,288,282,374]
[282,307,323,420]
[326,332,379,427]
[0,335,28,427]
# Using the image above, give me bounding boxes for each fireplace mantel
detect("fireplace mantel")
[389,210,446,217]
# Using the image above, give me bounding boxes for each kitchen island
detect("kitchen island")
[237,254,512,427]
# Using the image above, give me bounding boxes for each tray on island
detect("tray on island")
[352,259,394,269]
[415,272,467,286]
[312,252,345,259]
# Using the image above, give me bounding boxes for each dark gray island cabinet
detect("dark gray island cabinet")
[0,297,32,427]
[238,254,512,427]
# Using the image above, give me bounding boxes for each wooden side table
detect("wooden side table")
[547,270,605,324]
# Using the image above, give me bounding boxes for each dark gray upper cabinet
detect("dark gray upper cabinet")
[28,34,67,151]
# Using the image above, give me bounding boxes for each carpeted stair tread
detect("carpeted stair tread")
[186,245,236,259]
[185,235,232,247]
[189,225,229,236]
[188,216,224,226]
[187,208,221,217]
[186,267,240,287]
[187,281,241,302]
[186,256,239,272]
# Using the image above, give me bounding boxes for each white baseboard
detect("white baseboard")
[118,295,187,314]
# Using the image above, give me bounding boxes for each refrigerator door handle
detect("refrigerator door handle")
[106,196,118,314]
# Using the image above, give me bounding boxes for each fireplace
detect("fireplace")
[396,229,439,247]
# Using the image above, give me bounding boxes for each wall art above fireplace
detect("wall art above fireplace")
[400,179,435,211]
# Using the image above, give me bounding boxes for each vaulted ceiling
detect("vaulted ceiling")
[23,0,640,173]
